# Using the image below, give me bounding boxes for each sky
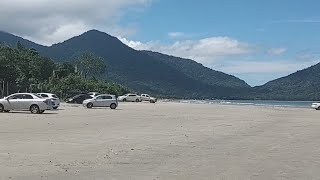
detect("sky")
[0,0,319,86]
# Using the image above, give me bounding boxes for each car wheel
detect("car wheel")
[4,110,10,113]
[110,103,117,109]
[87,103,93,108]
[0,104,4,112]
[317,107,320,110]
[123,98,127,102]
[53,106,58,110]
[30,105,40,114]
[136,99,140,102]
[150,100,155,103]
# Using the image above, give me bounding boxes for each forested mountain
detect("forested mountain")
[1,29,320,100]
[0,30,250,99]
[143,51,250,89]
[252,63,320,100]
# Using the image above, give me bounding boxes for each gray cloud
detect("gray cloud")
[0,0,151,45]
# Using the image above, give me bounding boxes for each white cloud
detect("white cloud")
[0,0,152,45]
[120,36,254,66]
[168,32,186,38]
[267,47,287,55]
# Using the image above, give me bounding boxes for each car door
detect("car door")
[145,94,150,101]
[94,96,105,107]
[103,96,113,106]
[19,94,34,110]
[7,94,23,110]
[128,95,136,101]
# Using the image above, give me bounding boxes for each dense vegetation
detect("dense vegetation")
[0,44,129,99]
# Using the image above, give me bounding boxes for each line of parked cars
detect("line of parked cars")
[0,92,157,114]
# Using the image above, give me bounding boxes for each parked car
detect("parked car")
[311,102,320,110]
[140,94,157,103]
[88,92,101,98]
[0,93,52,114]
[83,94,118,109]
[65,94,92,104]
[118,94,141,102]
[37,93,60,109]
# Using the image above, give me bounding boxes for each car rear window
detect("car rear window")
[33,94,43,98]
[104,96,113,99]
[52,94,58,98]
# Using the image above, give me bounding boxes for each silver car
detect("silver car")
[83,94,118,109]
[0,93,52,114]
[37,93,60,109]
[118,94,141,102]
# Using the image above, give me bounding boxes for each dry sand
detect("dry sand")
[1,102,320,180]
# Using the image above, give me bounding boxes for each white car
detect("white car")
[88,92,101,98]
[37,93,60,109]
[118,94,141,102]
[140,94,157,103]
[0,93,52,114]
[83,94,118,109]
[311,102,320,110]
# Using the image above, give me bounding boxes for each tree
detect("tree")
[75,52,106,79]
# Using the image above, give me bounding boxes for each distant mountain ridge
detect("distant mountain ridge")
[0,31,46,51]
[252,63,320,100]
[1,29,319,100]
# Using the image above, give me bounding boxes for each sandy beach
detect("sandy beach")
[1,102,320,180]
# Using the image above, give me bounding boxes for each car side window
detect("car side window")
[8,95,19,99]
[129,95,136,97]
[22,94,34,99]
[104,96,112,99]
[96,96,103,100]
[41,94,49,97]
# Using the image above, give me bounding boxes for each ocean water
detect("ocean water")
[162,99,316,108]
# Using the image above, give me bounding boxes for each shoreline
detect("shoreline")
[159,99,315,109]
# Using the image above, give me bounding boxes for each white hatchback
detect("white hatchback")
[0,93,52,114]
[83,94,118,109]
[38,93,60,109]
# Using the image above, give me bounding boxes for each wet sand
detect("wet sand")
[1,102,320,180]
